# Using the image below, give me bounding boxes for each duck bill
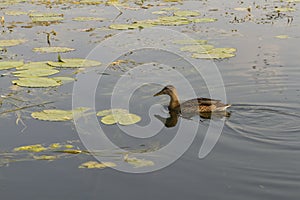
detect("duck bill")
[153,90,164,97]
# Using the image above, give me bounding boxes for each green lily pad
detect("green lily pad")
[33,47,75,53]
[0,61,24,70]
[52,76,75,84]
[124,154,154,168]
[13,68,59,77]
[98,109,141,125]
[47,58,101,68]
[174,10,200,17]
[192,47,236,59]
[191,18,217,23]
[180,44,215,53]
[152,16,190,26]
[109,22,153,30]
[72,17,106,21]
[12,77,62,88]
[79,161,116,169]
[14,144,47,152]
[31,108,88,122]
[173,39,207,45]
[16,61,53,70]
[0,39,27,47]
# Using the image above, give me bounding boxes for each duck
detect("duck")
[154,85,231,115]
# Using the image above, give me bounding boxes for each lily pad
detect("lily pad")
[72,17,105,21]
[174,10,200,17]
[79,161,116,169]
[275,35,289,39]
[52,76,75,84]
[29,13,64,23]
[192,47,236,59]
[0,61,24,70]
[124,154,154,168]
[31,108,88,122]
[33,47,75,53]
[16,61,53,70]
[152,11,168,15]
[153,16,190,26]
[173,39,207,45]
[191,18,217,23]
[13,68,59,77]
[14,144,47,152]
[98,109,141,125]
[180,44,215,53]
[275,7,296,12]
[5,10,27,15]
[33,155,57,160]
[12,77,62,88]
[0,39,27,47]
[47,58,101,68]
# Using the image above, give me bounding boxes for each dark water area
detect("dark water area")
[0,0,300,199]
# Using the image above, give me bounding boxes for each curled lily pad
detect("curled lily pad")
[98,109,141,125]
[174,10,200,17]
[79,161,116,169]
[47,58,101,68]
[13,68,59,77]
[14,144,47,152]
[0,39,27,47]
[124,154,154,168]
[0,61,24,70]
[33,47,75,53]
[180,44,214,53]
[12,77,62,88]
[31,108,88,122]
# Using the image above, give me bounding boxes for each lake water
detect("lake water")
[0,0,300,199]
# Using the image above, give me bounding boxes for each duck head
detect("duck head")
[153,85,176,97]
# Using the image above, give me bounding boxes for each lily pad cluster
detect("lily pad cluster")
[177,39,237,59]
[97,108,141,125]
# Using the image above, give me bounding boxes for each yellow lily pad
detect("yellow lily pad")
[60,149,82,154]
[33,47,75,53]
[14,144,47,152]
[5,10,28,16]
[13,68,59,77]
[47,58,101,68]
[174,10,200,17]
[0,61,24,70]
[152,11,168,15]
[33,155,57,160]
[79,161,116,169]
[275,7,296,12]
[49,143,61,149]
[12,77,62,88]
[180,44,214,53]
[275,35,289,39]
[124,154,154,168]
[31,108,88,122]
[29,13,64,23]
[98,109,141,125]
[191,18,217,23]
[72,17,105,21]
[0,39,27,47]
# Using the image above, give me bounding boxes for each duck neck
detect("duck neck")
[168,92,180,110]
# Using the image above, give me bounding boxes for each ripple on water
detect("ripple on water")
[226,103,300,147]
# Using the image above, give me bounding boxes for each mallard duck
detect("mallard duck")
[154,85,231,114]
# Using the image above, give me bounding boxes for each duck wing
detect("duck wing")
[196,98,221,105]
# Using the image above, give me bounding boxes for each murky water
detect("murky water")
[0,0,300,199]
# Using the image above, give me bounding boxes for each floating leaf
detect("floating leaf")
[31,107,88,122]
[60,149,82,154]
[98,109,141,125]
[161,7,179,11]
[13,68,59,77]
[0,61,24,70]
[72,17,105,21]
[79,161,116,169]
[0,39,27,47]
[191,18,217,23]
[152,11,168,15]
[153,16,190,26]
[47,58,101,68]
[49,143,61,149]
[33,155,57,160]
[124,154,154,168]
[173,39,207,45]
[109,22,153,30]
[275,35,289,39]
[33,47,75,53]
[29,13,64,23]
[52,76,75,84]
[180,44,214,53]
[16,61,52,70]
[192,48,236,59]
[14,144,47,152]
[12,77,62,87]
[275,7,296,12]
[174,10,200,17]
[5,10,27,15]
[64,144,74,149]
